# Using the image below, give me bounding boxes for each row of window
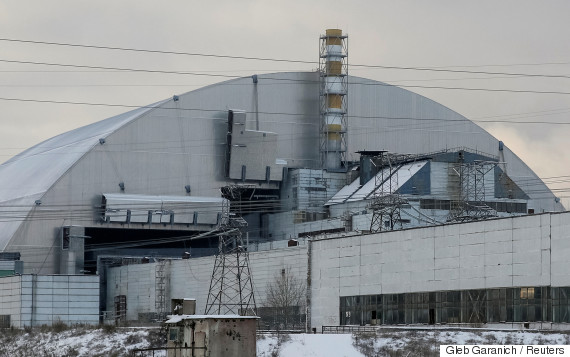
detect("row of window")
[419,199,527,213]
[340,287,570,326]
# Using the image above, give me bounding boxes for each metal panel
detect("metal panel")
[0,71,562,273]
[227,110,285,182]
[103,194,229,226]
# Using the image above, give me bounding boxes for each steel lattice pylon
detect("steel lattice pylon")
[205,216,257,316]
[369,153,409,233]
[155,260,168,320]
[448,161,498,222]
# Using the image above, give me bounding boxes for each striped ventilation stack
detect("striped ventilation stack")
[319,29,348,171]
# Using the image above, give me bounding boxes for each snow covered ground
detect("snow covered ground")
[1,326,570,357]
[258,329,570,357]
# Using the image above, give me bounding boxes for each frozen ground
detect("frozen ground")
[1,325,570,357]
[258,329,570,357]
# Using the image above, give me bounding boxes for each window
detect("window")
[169,327,181,342]
[341,286,553,326]
[521,288,535,299]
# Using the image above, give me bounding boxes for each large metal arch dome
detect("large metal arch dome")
[0,71,561,273]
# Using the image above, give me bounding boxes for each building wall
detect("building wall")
[106,245,308,321]
[2,72,562,274]
[103,211,570,329]
[0,275,99,328]
[0,275,22,328]
[309,212,568,329]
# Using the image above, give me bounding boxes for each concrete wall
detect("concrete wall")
[0,275,22,327]
[0,275,99,328]
[106,245,308,321]
[104,212,570,329]
[310,212,565,329]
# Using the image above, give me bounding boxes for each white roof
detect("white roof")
[0,102,165,249]
[326,161,427,205]
[165,314,259,323]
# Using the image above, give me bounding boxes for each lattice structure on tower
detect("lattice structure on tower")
[448,161,499,222]
[205,186,256,316]
[369,153,414,233]
[155,259,169,320]
[319,29,348,171]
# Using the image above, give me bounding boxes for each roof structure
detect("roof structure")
[0,71,562,273]
[0,103,165,249]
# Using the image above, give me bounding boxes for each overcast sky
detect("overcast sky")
[0,1,569,205]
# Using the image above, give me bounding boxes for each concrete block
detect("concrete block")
[460,255,484,270]
[484,263,512,277]
[459,221,487,235]
[339,266,360,278]
[541,234,551,250]
[338,256,359,268]
[435,235,459,250]
[460,243,485,257]
[512,251,541,264]
[459,277,485,290]
[359,284,381,296]
[360,254,381,266]
[485,275,513,288]
[512,238,540,254]
[512,275,543,287]
[512,215,540,229]
[410,269,434,283]
[431,278,460,292]
[460,266,485,279]
[485,253,511,267]
[434,245,459,259]
[514,227,542,242]
[512,262,542,276]
[485,229,512,243]
[460,233,485,246]
[485,241,513,254]
[434,257,459,270]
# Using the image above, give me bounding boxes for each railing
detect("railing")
[131,346,206,357]
[322,325,379,334]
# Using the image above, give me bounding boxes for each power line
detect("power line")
[0,59,240,79]
[1,96,570,126]
[3,58,570,96]
[0,38,315,65]
[2,37,570,79]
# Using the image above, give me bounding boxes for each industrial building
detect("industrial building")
[0,30,568,329]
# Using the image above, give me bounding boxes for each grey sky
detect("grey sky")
[1,1,569,205]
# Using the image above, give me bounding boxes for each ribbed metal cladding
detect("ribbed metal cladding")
[319,29,348,171]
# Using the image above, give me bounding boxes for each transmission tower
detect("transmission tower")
[155,259,169,320]
[205,189,256,316]
[448,161,498,222]
[369,153,408,232]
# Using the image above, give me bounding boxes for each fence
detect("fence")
[322,325,379,334]
[131,346,206,357]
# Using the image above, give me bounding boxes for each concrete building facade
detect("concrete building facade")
[0,275,99,328]
[105,212,570,330]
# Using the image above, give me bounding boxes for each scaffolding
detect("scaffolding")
[319,29,348,171]
[155,260,169,320]
[368,153,412,232]
[448,161,499,222]
[205,215,257,316]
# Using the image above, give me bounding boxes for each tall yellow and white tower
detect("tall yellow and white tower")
[319,29,348,170]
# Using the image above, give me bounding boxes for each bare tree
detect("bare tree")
[262,267,306,330]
